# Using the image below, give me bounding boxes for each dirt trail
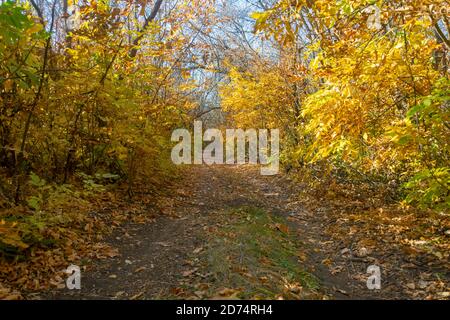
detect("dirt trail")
[44,165,428,299]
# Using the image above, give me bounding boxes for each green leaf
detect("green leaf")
[27,196,41,211]
[406,103,425,119]
[30,172,46,187]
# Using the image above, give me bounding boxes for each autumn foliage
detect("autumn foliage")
[222,0,449,209]
[0,0,213,294]
[0,0,448,299]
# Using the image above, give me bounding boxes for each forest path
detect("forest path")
[45,165,408,299]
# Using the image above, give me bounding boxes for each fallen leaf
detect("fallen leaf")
[182,268,198,277]
[154,242,170,247]
[134,267,146,273]
[193,247,203,254]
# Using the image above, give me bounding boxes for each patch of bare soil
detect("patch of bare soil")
[41,165,449,300]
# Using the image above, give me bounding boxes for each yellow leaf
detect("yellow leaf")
[27,23,43,34]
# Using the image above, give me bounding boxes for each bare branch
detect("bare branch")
[129,0,164,58]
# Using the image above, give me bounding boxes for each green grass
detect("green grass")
[197,206,319,299]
